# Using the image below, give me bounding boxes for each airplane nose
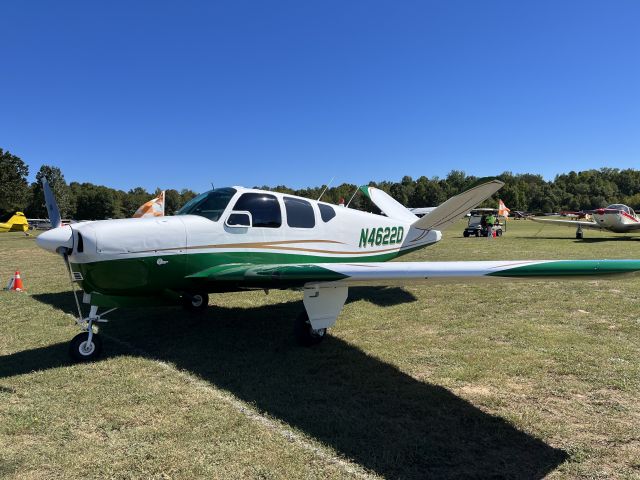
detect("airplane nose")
[36,225,74,253]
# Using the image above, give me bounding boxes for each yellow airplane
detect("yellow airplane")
[0,212,30,233]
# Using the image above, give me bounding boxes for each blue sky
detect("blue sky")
[2,1,639,193]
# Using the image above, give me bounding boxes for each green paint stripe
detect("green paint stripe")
[187,263,348,282]
[489,260,640,277]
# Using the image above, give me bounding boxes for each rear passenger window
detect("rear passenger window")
[319,203,336,223]
[233,193,281,228]
[284,197,315,228]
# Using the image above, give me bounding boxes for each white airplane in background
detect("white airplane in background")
[35,178,640,362]
[531,204,640,239]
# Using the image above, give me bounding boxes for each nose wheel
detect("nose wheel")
[576,226,584,239]
[67,305,113,363]
[69,331,103,362]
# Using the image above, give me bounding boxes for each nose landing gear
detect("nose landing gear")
[69,331,103,362]
[68,305,113,362]
[576,226,584,239]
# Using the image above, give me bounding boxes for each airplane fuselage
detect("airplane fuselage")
[37,187,440,304]
[591,208,640,233]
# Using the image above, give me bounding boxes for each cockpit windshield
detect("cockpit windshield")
[607,204,631,214]
[176,188,237,221]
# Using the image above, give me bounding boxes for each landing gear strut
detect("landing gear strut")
[576,226,584,239]
[294,311,326,346]
[68,305,111,362]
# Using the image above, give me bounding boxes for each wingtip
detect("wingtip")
[358,185,371,199]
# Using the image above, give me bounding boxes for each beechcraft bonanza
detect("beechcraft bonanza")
[35,178,640,362]
[531,204,640,239]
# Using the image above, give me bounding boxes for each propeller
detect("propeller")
[37,178,83,319]
[42,178,61,229]
[37,178,73,254]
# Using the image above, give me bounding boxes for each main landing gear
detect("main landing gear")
[68,305,113,362]
[294,311,326,346]
[182,292,209,312]
[295,285,349,347]
[576,226,584,239]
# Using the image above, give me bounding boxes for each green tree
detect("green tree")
[0,149,29,214]
[75,184,123,220]
[28,165,72,218]
[164,189,181,215]
[122,187,151,217]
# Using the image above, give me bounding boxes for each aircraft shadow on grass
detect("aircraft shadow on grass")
[3,289,567,479]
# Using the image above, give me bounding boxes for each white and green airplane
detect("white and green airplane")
[36,178,640,362]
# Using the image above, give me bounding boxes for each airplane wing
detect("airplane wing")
[411,180,504,231]
[530,217,604,231]
[187,259,640,288]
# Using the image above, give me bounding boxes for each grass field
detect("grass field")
[1,219,639,479]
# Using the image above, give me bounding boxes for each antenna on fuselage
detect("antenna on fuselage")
[317,176,335,202]
[345,185,360,208]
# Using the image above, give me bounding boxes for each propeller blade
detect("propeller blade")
[42,178,62,228]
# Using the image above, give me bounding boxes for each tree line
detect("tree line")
[2,148,640,220]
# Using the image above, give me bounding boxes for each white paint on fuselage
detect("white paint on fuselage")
[65,187,441,265]
[592,211,639,233]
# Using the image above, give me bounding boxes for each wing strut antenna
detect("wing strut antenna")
[345,186,359,208]
[317,176,335,202]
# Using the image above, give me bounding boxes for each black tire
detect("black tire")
[294,311,326,347]
[496,229,502,237]
[463,231,470,237]
[69,332,102,362]
[576,232,583,239]
[182,292,209,312]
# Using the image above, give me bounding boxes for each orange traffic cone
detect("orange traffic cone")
[11,271,24,291]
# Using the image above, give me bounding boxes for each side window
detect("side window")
[232,193,281,228]
[319,203,336,223]
[284,197,315,228]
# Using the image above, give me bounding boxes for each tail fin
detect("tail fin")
[359,185,418,223]
[412,180,504,231]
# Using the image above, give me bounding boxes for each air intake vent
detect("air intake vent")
[76,232,84,253]
[72,271,83,281]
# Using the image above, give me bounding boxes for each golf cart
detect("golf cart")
[463,208,506,238]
